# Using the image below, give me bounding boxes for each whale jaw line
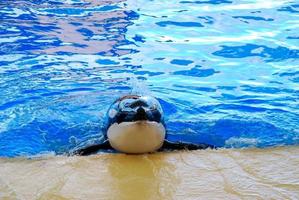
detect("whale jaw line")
[107,121,166,154]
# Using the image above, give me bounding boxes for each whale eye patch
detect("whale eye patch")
[108,108,118,119]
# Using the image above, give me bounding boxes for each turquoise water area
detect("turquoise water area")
[0,0,298,157]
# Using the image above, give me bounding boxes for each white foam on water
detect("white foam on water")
[225,137,259,148]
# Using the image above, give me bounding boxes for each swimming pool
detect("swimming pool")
[0,0,298,157]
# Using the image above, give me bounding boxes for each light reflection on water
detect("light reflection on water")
[0,0,299,157]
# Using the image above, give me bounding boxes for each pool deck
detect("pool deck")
[0,146,299,199]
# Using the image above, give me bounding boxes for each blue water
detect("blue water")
[0,0,298,157]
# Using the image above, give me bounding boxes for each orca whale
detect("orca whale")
[72,95,213,155]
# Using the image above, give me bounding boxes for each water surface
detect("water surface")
[0,0,299,157]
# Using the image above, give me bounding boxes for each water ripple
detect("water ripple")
[213,44,299,62]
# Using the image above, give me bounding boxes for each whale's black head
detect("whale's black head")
[105,95,164,127]
[103,95,166,153]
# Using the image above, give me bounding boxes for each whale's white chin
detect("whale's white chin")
[107,121,166,154]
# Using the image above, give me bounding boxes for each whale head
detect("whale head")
[104,95,166,154]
